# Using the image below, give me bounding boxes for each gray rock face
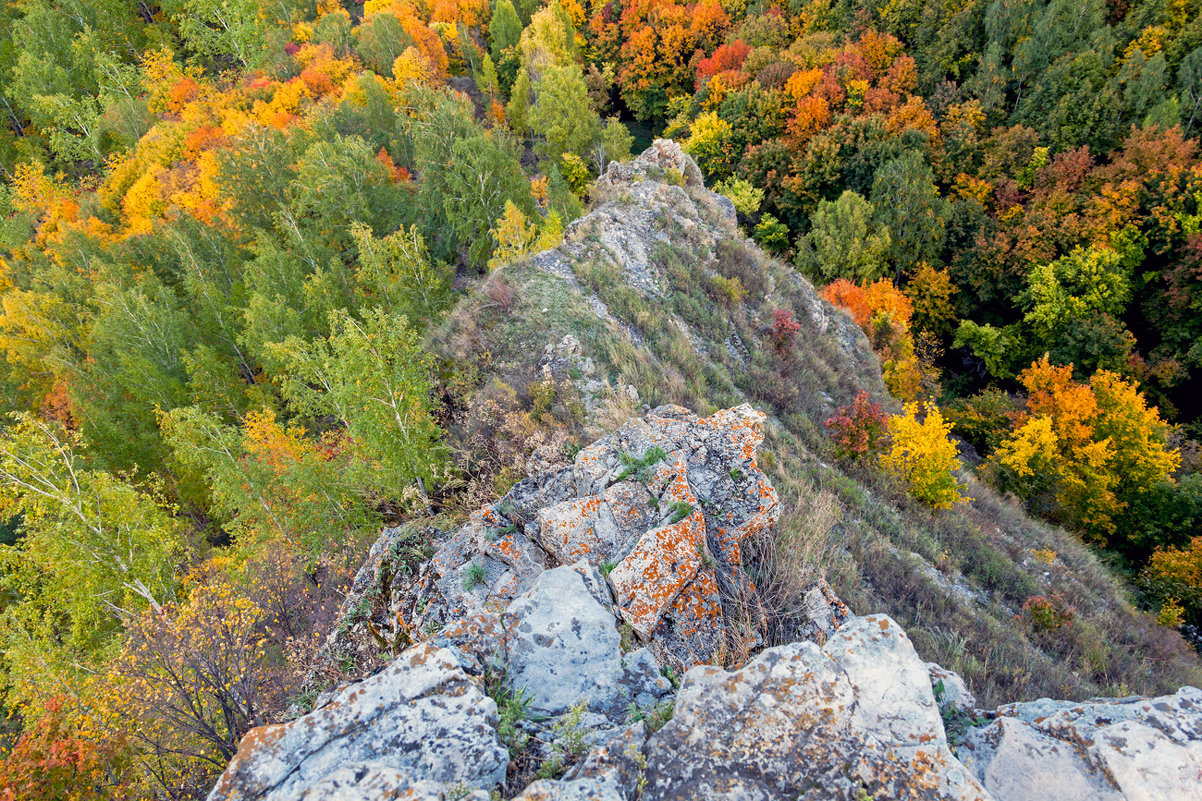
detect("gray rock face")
[929,662,977,712]
[506,565,672,719]
[207,644,508,800]
[640,615,989,801]
[295,763,491,801]
[957,687,1202,801]
[597,138,706,191]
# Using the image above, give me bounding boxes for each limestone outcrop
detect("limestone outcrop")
[411,403,785,669]
[209,403,1202,801]
[957,688,1202,800]
[641,615,989,801]
[209,643,508,801]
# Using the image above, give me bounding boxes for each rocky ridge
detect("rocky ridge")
[209,402,1202,801]
[209,142,1202,800]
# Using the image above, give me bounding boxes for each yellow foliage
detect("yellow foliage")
[993,357,1177,542]
[255,79,310,128]
[393,46,437,88]
[1157,598,1185,628]
[535,211,565,251]
[879,402,969,510]
[1032,546,1057,565]
[995,415,1059,478]
[122,166,167,236]
[488,200,539,270]
[953,173,993,205]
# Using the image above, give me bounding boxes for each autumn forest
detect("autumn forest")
[2,0,1202,796]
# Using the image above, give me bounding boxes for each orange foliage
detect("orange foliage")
[695,40,750,89]
[375,147,411,182]
[168,78,202,116]
[886,95,939,142]
[689,0,730,51]
[182,125,227,161]
[856,30,905,75]
[0,696,128,801]
[1018,355,1099,448]
[431,0,489,27]
[821,279,871,327]
[788,94,830,143]
[39,379,76,429]
[300,66,335,96]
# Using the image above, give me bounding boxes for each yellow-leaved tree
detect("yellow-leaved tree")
[879,402,969,510]
[991,356,1179,543]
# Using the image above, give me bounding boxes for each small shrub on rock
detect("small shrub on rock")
[770,308,802,353]
[710,275,747,308]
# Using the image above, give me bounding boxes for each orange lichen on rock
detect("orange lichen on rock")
[609,510,706,636]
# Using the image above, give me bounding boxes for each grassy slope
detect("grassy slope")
[428,167,1201,708]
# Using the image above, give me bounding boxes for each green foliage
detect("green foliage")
[952,321,1023,381]
[616,446,668,482]
[529,64,602,162]
[271,308,447,494]
[714,177,764,217]
[869,152,948,276]
[173,0,269,69]
[598,117,635,172]
[484,668,532,757]
[507,68,533,136]
[1023,247,1130,339]
[462,562,487,590]
[0,415,185,704]
[753,213,790,255]
[796,190,891,282]
[668,501,695,523]
[350,223,453,324]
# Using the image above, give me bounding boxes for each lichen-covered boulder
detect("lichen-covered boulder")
[413,404,780,669]
[207,644,508,800]
[294,763,491,801]
[957,687,1202,801]
[640,615,989,801]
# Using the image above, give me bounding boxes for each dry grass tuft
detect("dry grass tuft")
[745,485,844,645]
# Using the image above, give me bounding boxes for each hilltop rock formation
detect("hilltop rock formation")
[209,143,1202,800]
[210,402,1202,801]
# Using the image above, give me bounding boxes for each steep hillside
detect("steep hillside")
[412,141,1200,708]
[200,142,1202,801]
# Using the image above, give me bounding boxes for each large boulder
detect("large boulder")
[503,564,673,721]
[640,615,989,801]
[596,138,705,191]
[957,687,1202,800]
[207,644,508,800]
